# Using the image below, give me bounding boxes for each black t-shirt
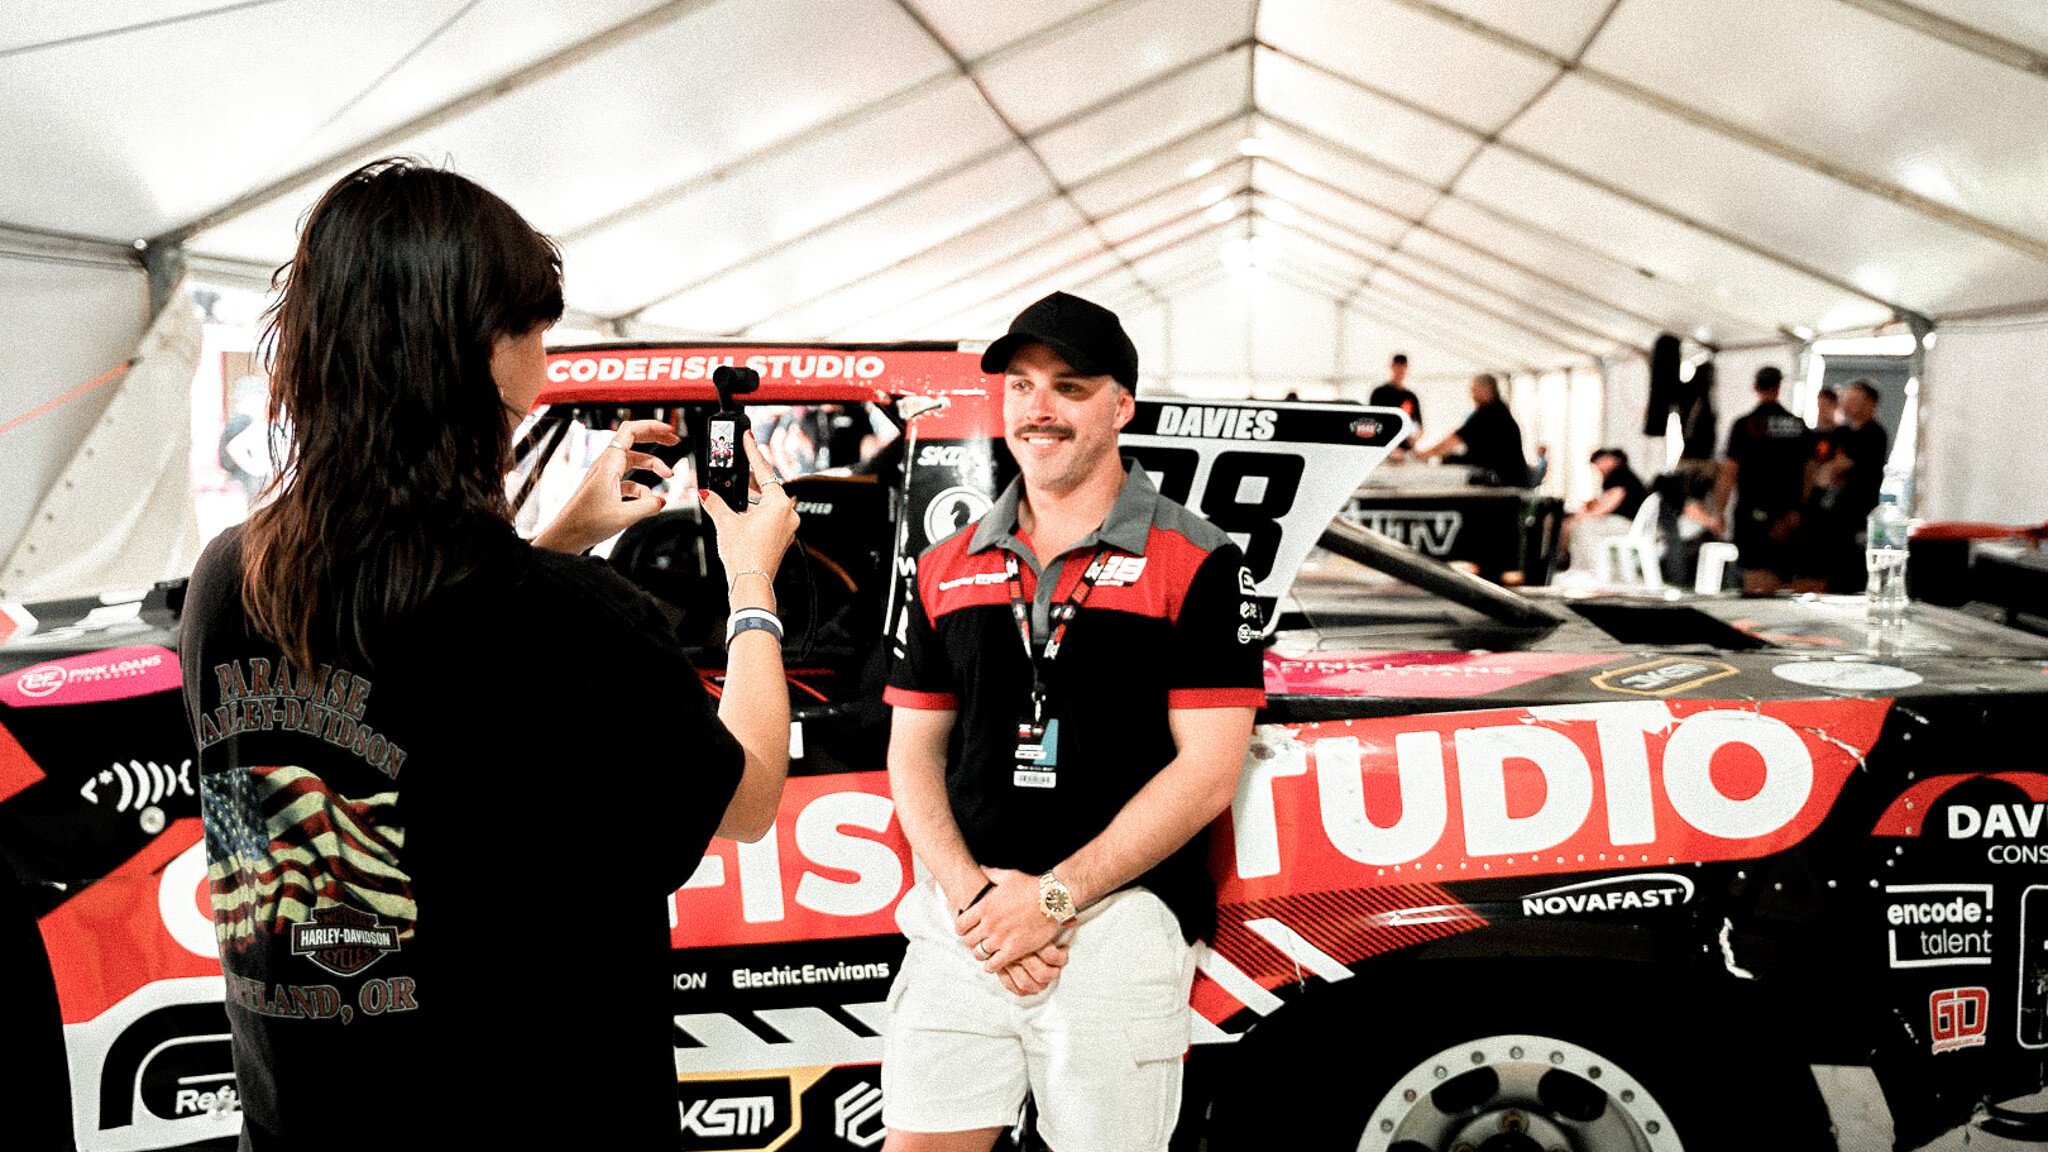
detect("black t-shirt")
[1451,400,1528,487]
[1837,419,1890,521]
[179,523,743,1150]
[1725,400,1812,515]
[1603,466,1648,520]
[1368,383,1422,446]
[885,467,1265,943]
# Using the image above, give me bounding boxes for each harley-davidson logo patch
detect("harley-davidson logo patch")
[290,905,401,978]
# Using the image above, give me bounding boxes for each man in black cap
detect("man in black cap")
[879,290,1264,1152]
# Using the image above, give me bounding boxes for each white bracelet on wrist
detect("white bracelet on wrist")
[726,607,784,646]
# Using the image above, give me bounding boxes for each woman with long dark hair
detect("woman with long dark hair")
[178,158,797,1149]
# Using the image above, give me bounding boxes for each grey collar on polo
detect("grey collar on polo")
[968,460,1160,641]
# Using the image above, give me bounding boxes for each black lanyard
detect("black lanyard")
[1003,547,1111,723]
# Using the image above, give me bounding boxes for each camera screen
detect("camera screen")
[708,418,737,470]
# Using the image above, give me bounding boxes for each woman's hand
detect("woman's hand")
[700,431,800,599]
[533,418,680,555]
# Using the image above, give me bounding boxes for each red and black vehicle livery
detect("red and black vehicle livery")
[4,341,2047,1151]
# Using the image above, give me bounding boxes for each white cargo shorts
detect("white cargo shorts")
[880,876,1198,1152]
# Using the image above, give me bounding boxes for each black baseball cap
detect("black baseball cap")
[979,291,1139,390]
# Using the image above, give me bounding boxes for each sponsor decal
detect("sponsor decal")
[1153,404,1278,441]
[1239,600,1261,620]
[79,758,194,814]
[1772,660,1923,691]
[1592,658,1740,697]
[1094,555,1148,587]
[1352,510,1463,556]
[915,444,973,468]
[671,773,909,949]
[1519,872,1694,917]
[730,960,892,990]
[1349,416,1383,440]
[1,644,180,707]
[1873,772,2048,865]
[2020,885,2047,1049]
[935,570,1006,592]
[1930,986,1989,1054]
[1236,623,1258,645]
[1215,698,1889,901]
[288,905,402,978]
[1261,650,1612,700]
[921,484,992,543]
[548,351,888,385]
[677,1077,792,1148]
[835,1082,886,1148]
[794,500,835,515]
[1884,884,1994,968]
[1237,567,1257,596]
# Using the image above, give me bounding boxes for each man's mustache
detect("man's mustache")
[1009,424,1075,440]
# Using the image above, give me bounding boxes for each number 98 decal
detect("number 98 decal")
[1122,447,1307,581]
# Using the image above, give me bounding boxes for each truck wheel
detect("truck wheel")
[1204,961,1837,1152]
[1360,1031,1694,1151]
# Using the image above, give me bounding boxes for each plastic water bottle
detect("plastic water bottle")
[1866,494,1910,624]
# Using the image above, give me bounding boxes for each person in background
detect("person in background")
[880,290,1262,1152]
[1791,386,1847,593]
[1821,381,1891,592]
[1655,458,1728,588]
[218,374,275,507]
[1413,373,1528,487]
[1526,443,1551,488]
[177,158,799,1151]
[1368,353,1422,453]
[1563,447,1646,572]
[1710,365,1811,593]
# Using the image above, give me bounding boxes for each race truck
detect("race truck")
[3,340,2046,1152]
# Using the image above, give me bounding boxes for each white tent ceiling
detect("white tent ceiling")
[6,0,2048,390]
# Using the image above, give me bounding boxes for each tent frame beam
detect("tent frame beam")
[1375,0,2048,265]
[1260,43,1930,326]
[1276,198,1636,351]
[808,164,1252,339]
[1254,153,1671,336]
[614,37,1252,320]
[848,202,1244,338]
[558,0,1155,246]
[892,0,1192,310]
[729,109,1252,335]
[154,0,728,247]
[1830,0,2048,82]
[1256,110,1839,340]
[1262,215,1599,358]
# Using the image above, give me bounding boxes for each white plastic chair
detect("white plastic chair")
[1695,541,1740,594]
[1600,491,1664,589]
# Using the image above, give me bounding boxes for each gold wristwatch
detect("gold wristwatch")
[1037,872,1077,924]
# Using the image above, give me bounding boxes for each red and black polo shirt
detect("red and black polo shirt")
[885,462,1265,942]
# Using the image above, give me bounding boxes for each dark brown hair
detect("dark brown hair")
[241,158,563,669]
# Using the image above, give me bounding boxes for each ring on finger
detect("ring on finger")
[973,942,990,961]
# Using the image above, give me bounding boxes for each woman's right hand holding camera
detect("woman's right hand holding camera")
[699,431,800,608]
[701,430,800,843]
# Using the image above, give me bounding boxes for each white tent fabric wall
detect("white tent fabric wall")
[0,248,149,582]
[1920,314,2048,524]
[0,288,204,601]
[6,1,2048,573]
